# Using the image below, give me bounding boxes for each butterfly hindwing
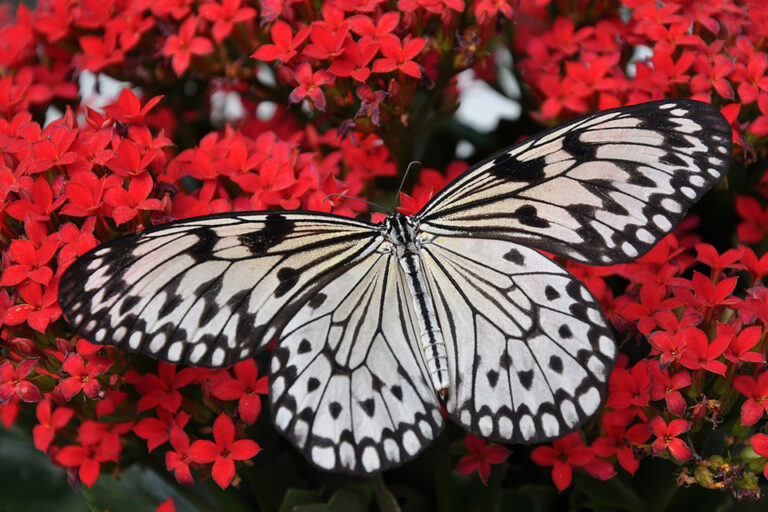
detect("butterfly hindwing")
[270,251,443,474]
[416,99,731,265]
[59,212,381,367]
[421,234,616,444]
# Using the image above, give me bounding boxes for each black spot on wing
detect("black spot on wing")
[275,267,300,298]
[491,152,545,182]
[297,339,312,354]
[391,385,403,401]
[238,213,295,255]
[307,377,320,392]
[559,324,573,338]
[544,285,560,301]
[329,401,342,419]
[360,398,375,416]
[549,355,563,374]
[308,293,327,309]
[512,205,550,228]
[518,370,534,390]
[187,226,219,262]
[486,369,499,387]
[503,248,525,265]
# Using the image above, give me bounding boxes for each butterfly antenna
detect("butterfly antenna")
[322,193,388,213]
[394,160,422,210]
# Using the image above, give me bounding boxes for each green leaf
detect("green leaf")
[278,489,324,512]
[82,465,217,512]
[572,473,646,512]
[0,428,85,512]
[285,489,371,512]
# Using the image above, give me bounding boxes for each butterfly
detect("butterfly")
[59,99,731,475]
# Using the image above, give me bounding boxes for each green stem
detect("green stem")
[371,473,401,512]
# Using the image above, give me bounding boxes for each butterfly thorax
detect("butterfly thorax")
[384,213,449,400]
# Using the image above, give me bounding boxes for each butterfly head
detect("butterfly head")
[382,213,421,257]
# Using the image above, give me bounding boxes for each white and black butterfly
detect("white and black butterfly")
[59,100,731,475]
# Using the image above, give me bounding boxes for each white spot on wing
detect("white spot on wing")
[579,388,601,416]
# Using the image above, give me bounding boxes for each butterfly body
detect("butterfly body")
[60,100,731,475]
[383,213,449,397]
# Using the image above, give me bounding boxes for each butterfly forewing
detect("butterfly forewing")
[421,235,615,443]
[59,212,381,367]
[416,100,731,265]
[270,251,443,474]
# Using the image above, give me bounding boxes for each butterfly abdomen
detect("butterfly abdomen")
[386,214,449,398]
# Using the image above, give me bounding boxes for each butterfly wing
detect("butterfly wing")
[59,211,382,367]
[270,250,443,474]
[421,235,615,443]
[416,99,731,265]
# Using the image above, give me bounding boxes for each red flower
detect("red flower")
[57,219,98,275]
[349,12,399,47]
[252,20,310,62]
[694,243,743,276]
[199,0,256,42]
[27,125,78,174]
[648,417,692,461]
[733,370,768,426]
[618,283,680,335]
[288,63,333,111]
[33,399,74,452]
[0,236,58,287]
[5,175,66,227]
[736,196,768,243]
[678,327,729,376]
[189,414,260,488]
[211,360,268,424]
[690,54,734,100]
[55,444,103,487]
[156,498,176,512]
[648,329,687,365]
[103,88,163,125]
[591,420,650,475]
[733,53,768,104]
[3,281,61,332]
[104,173,164,225]
[165,426,194,484]
[328,40,378,82]
[134,410,191,452]
[740,246,768,284]
[60,171,120,218]
[303,23,349,61]
[0,358,42,404]
[372,36,425,78]
[454,433,511,484]
[530,432,594,491]
[161,17,214,76]
[671,271,739,312]
[750,433,768,478]
[126,363,205,413]
[537,75,591,119]
[606,361,650,412]
[722,325,765,364]
[77,30,125,72]
[648,361,690,417]
[58,354,113,400]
